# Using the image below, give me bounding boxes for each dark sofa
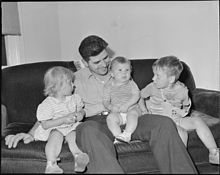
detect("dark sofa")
[1,59,220,174]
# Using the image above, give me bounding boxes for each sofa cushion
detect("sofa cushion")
[1,137,74,162]
[3,122,33,136]
[115,140,150,155]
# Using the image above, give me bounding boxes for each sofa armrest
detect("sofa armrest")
[1,104,8,137]
[191,88,220,119]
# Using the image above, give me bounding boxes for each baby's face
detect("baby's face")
[111,63,131,83]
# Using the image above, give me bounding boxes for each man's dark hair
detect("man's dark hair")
[78,35,108,62]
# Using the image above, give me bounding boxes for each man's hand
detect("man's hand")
[111,105,120,113]
[141,109,149,115]
[119,104,129,113]
[5,133,34,149]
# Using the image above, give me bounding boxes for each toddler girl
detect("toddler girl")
[34,66,89,173]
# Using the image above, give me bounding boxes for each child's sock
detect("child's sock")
[116,131,132,143]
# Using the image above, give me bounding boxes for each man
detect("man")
[5,35,198,174]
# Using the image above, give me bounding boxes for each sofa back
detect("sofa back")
[2,59,196,125]
[2,61,76,124]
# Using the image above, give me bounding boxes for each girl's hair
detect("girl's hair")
[153,56,183,82]
[43,66,75,97]
[109,56,131,70]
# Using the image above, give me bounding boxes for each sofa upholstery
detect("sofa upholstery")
[1,59,220,173]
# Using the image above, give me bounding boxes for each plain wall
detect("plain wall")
[18,2,61,62]
[17,1,219,91]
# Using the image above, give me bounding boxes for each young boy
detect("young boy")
[139,56,219,164]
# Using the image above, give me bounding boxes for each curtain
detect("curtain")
[2,2,21,35]
[2,36,7,66]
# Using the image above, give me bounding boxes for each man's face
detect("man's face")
[87,50,110,75]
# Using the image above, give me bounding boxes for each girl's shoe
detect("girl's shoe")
[45,163,63,174]
[209,148,219,164]
[74,152,90,172]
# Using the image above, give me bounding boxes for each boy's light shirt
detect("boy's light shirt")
[141,81,191,118]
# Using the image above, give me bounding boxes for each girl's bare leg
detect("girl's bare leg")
[46,130,64,162]
[45,130,64,173]
[66,131,89,172]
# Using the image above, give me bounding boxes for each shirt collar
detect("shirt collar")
[84,67,112,83]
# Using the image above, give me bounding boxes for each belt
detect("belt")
[97,111,109,116]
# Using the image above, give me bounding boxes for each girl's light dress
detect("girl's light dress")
[34,94,84,141]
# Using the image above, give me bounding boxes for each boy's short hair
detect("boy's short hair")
[78,35,108,62]
[43,66,75,97]
[153,56,183,81]
[109,56,131,70]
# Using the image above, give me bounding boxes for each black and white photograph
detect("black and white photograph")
[1,1,219,174]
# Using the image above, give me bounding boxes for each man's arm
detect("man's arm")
[2,104,7,137]
[28,121,40,137]
[119,81,140,112]
[5,121,40,148]
[121,91,140,111]
[103,84,119,112]
[5,121,39,149]
[138,98,149,114]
